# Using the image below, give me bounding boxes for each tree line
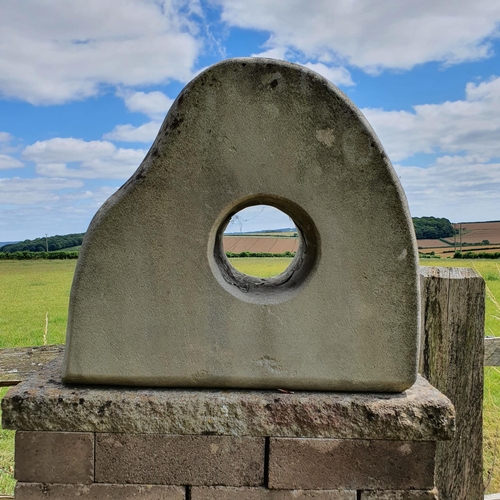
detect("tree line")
[453,251,500,260]
[0,217,465,256]
[0,251,79,260]
[412,217,455,239]
[0,233,84,253]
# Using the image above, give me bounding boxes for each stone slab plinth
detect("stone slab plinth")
[2,355,454,441]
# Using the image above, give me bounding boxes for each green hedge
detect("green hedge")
[226,251,296,258]
[453,251,500,259]
[0,251,79,260]
[0,250,296,260]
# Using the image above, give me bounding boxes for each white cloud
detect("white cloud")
[396,160,500,222]
[103,90,172,143]
[0,183,121,240]
[215,0,500,72]
[0,132,13,143]
[0,131,21,155]
[121,91,174,119]
[251,47,289,60]
[22,138,146,179]
[435,154,491,166]
[302,62,354,87]
[0,1,202,104]
[0,177,83,205]
[0,154,24,170]
[103,121,161,143]
[363,76,500,162]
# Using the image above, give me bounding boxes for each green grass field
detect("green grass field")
[0,260,76,348]
[229,257,293,277]
[0,257,499,494]
[0,387,14,494]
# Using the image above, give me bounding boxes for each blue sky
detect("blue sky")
[1,0,500,240]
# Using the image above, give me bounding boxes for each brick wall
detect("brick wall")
[14,431,438,499]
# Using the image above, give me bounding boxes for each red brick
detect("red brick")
[15,431,94,484]
[95,434,264,486]
[268,438,435,490]
[15,483,185,499]
[191,487,355,499]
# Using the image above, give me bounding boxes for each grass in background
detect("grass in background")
[484,367,500,493]
[0,387,15,495]
[0,260,76,348]
[228,257,293,277]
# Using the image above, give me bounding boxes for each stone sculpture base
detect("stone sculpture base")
[2,356,454,499]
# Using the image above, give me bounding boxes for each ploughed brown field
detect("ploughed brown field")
[417,239,451,248]
[224,221,500,256]
[449,221,500,244]
[417,220,500,255]
[223,236,299,253]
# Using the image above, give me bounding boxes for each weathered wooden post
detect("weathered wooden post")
[420,266,485,500]
[3,58,454,499]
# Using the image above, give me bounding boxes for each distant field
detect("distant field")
[417,220,500,254]
[420,245,500,256]
[228,231,298,237]
[416,239,452,248]
[223,236,299,254]
[452,221,500,244]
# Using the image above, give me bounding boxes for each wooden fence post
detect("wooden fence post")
[419,266,485,500]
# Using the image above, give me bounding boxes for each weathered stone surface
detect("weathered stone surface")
[15,483,185,499]
[268,438,435,490]
[62,57,419,392]
[15,431,93,484]
[95,434,264,486]
[360,491,438,500]
[191,487,355,499]
[2,356,454,441]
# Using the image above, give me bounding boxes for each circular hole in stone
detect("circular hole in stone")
[223,205,300,278]
[209,195,320,304]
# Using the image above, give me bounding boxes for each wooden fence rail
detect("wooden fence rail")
[0,266,494,499]
[0,345,64,387]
